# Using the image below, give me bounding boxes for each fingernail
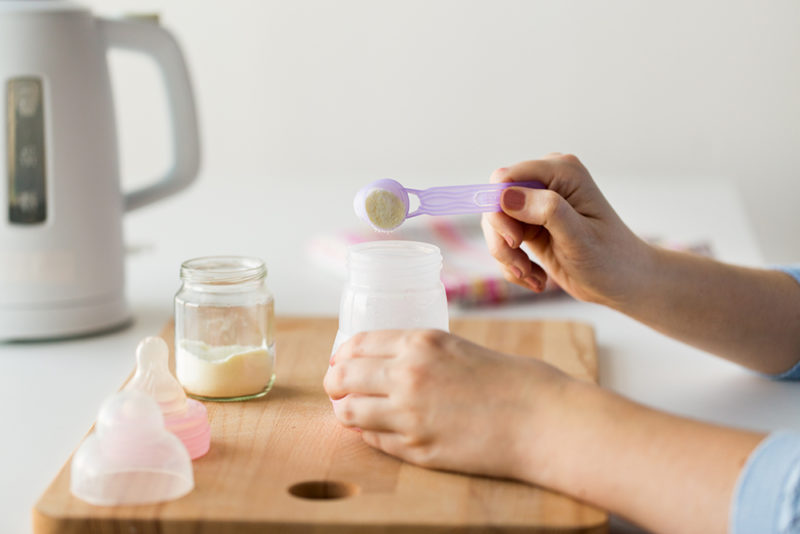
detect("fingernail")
[524,276,542,291]
[509,265,522,279]
[504,234,515,248]
[502,189,526,211]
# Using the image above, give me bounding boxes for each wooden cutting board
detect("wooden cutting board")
[33,316,607,533]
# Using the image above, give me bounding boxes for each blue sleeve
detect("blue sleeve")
[770,266,800,380]
[730,432,800,534]
[777,266,800,284]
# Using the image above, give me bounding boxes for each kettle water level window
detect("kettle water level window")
[6,77,47,224]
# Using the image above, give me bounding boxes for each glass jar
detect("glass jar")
[332,240,449,354]
[174,256,275,401]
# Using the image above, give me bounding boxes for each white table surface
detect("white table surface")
[1,175,795,534]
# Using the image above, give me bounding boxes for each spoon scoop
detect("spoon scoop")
[354,178,545,232]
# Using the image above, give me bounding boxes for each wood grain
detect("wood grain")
[33,316,607,533]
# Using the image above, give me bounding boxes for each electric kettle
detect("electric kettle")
[0,0,200,340]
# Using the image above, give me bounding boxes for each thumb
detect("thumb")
[500,187,582,241]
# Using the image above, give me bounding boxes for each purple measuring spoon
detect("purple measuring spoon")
[353,178,545,232]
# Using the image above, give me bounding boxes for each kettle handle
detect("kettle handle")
[99,18,201,212]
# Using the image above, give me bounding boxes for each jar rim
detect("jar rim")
[180,256,267,284]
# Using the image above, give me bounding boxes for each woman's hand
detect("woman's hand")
[324,328,764,534]
[482,153,652,308]
[323,329,574,481]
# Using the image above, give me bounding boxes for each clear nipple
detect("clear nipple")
[70,390,195,506]
[125,336,211,460]
[126,337,187,417]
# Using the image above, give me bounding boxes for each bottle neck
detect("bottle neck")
[347,241,443,290]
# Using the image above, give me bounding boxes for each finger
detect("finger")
[332,330,403,365]
[481,210,526,249]
[491,159,557,187]
[481,215,547,287]
[361,429,411,459]
[500,187,582,244]
[324,357,392,399]
[487,157,571,248]
[332,395,396,432]
[481,213,523,258]
[492,154,591,195]
[490,166,513,184]
[500,263,547,292]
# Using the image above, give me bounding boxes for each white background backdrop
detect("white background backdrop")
[87,0,800,262]
[7,3,800,532]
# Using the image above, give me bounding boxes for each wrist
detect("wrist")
[595,239,661,313]
[513,376,611,488]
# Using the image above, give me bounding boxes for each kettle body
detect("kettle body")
[0,1,200,340]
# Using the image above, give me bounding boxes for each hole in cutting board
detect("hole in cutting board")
[287,480,359,500]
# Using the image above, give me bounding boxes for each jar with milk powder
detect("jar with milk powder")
[332,241,449,354]
[174,256,275,401]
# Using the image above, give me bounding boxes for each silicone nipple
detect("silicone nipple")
[70,390,194,506]
[353,179,410,232]
[125,337,210,459]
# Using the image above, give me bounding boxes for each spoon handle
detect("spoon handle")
[406,181,545,217]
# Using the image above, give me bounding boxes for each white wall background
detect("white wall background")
[90,0,800,262]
